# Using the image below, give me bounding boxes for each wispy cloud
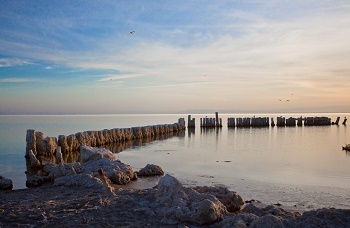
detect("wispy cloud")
[0,58,31,67]
[0,78,35,83]
[98,74,145,82]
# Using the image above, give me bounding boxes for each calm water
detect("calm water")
[1,113,349,210]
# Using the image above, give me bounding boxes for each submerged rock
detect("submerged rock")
[0,176,13,190]
[156,174,228,225]
[136,164,164,177]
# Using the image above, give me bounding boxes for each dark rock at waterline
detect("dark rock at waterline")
[193,185,244,212]
[136,164,164,177]
[0,175,13,190]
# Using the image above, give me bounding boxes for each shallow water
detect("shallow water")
[1,113,349,210]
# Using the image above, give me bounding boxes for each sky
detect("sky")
[0,0,350,114]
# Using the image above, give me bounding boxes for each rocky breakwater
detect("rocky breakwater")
[25,118,186,164]
[26,145,137,188]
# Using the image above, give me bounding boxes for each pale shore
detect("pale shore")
[1,179,350,227]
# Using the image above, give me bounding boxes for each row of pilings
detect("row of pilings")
[188,112,223,128]
[227,116,344,127]
[26,118,186,161]
[187,113,345,128]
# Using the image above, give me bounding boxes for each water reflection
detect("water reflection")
[188,128,195,138]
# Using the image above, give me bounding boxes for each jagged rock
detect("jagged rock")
[82,157,135,185]
[297,208,350,227]
[80,145,116,162]
[156,174,227,225]
[0,176,13,190]
[136,164,164,177]
[193,185,244,212]
[42,163,82,180]
[28,149,41,169]
[220,213,259,228]
[54,173,105,188]
[26,175,44,187]
[26,145,136,187]
[250,214,284,228]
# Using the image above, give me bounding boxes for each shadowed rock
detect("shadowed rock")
[193,185,244,212]
[136,164,164,177]
[0,176,13,190]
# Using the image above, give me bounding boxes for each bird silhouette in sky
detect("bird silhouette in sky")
[129,31,135,34]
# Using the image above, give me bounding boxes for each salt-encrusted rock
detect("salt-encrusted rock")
[28,149,41,169]
[82,156,135,185]
[156,174,227,225]
[81,145,136,185]
[220,213,259,228]
[193,185,244,212]
[54,173,105,188]
[0,176,13,190]
[250,214,284,228]
[26,175,44,187]
[136,164,164,177]
[296,208,350,227]
[26,146,135,187]
[80,145,116,162]
[42,163,82,180]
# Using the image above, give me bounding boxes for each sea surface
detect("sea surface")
[1,113,350,211]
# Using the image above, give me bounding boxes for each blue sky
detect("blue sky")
[1,0,350,114]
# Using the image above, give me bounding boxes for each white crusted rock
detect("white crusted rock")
[156,174,228,225]
[80,145,117,162]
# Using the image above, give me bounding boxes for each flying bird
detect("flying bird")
[129,31,135,34]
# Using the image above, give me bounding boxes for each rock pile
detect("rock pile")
[26,145,136,188]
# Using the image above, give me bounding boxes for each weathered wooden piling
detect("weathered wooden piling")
[188,115,195,128]
[286,117,296,126]
[332,117,340,125]
[251,117,269,127]
[305,117,331,126]
[227,118,236,127]
[236,117,251,127]
[201,113,223,128]
[277,117,286,126]
[297,117,302,126]
[215,112,219,127]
